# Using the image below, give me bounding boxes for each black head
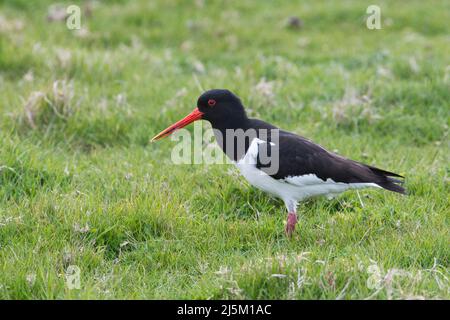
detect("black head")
[151,89,248,141]
[197,89,247,125]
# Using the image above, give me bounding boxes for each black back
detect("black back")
[255,125,405,194]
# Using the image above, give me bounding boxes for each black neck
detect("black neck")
[210,117,258,162]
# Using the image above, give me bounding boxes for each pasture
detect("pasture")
[0,0,448,299]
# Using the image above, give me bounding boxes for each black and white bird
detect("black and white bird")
[152,89,405,236]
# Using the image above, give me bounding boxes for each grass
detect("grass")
[0,0,449,299]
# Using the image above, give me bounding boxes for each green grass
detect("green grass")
[0,0,449,299]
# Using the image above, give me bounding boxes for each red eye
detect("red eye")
[207,99,216,107]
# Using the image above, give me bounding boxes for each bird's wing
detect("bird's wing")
[256,131,405,194]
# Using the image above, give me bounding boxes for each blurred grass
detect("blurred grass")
[0,0,449,299]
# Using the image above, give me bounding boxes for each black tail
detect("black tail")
[367,165,406,195]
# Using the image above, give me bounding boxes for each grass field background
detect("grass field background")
[0,0,448,299]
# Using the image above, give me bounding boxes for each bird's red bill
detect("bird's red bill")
[151,107,204,141]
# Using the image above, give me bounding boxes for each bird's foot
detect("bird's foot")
[285,212,298,237]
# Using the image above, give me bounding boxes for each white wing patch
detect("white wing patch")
[284,174,379,189]
[284,174,329,186]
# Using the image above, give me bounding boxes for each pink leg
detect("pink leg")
[285,212,298,237]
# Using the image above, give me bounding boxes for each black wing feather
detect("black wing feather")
[256,130,405,195]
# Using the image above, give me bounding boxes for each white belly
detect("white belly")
[234,138,379,205]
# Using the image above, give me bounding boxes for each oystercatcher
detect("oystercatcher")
[152,89,405,236]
